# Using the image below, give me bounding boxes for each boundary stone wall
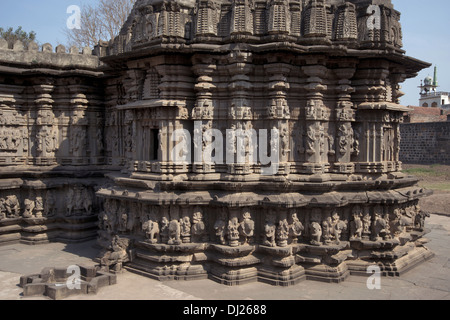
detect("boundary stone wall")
[400,122,450,164]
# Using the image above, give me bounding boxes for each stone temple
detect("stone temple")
[0,0,435,286]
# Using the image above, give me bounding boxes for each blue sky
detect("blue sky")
[0,0,449,106]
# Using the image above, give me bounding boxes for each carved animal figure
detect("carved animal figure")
[143,216,160,244]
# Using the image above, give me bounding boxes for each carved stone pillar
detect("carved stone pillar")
[0,84,25,165]
[34,81,56,164]
[68,84,89,164]
[192,55,217,173]
[264,61,292,172]
[226,51,254,175]
[333,64,357,173]
[302,59,328,173]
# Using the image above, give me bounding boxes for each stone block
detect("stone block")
[41,43,52,52]
[23,283,47,297]
[46,282,88,300]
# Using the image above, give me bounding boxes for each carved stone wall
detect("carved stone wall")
[94,0,434,285]
[0,0,434,286]
[0,43,107,244]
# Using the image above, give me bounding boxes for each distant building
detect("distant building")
[418,66,450,109]
[404,66,450,123]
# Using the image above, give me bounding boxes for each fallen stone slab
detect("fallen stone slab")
[19,264,116,300]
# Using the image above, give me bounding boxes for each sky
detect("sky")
[0,0,449,106]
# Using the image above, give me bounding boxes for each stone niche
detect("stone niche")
[94,0,434,286]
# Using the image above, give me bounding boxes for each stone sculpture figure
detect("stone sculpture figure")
[23,199,35,219]
[160,211,170,243]
[168,207,182,245]
[331,210,347,244]
[338,124,348,155]
[373,209,389,241]
[101,200,117,234]
[116,203,128,233]
[306,126,316,155]
[34,197,44,218]
[362,208,372,240]
[227,213,240,247]
[276,212,290,247]
[392,207,412,238]
[239,211,254,245]
[263,211,277,247]
[82,188,93,216]
[191,209,207,243]
[309,209,323,246]
[322,215,333,244]
[66,188,75,217]
[180,213,191,243]
[350,206,363,240]
[142,213,160,244]
[214,209,228,245]
[289,212,304,244]
[100,235,130,272]
[415,209,429,231]
[44,191,57,217]
[5,195,20,218]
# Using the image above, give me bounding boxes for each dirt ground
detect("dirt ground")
[402,164,450,216]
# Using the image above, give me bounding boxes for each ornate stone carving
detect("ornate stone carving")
[5,195,20,218]
[350,206,363,240]
[142,211,160,244]
[168,206,182,245]
[289,211,304,244]
[262,210,275,247]
[192,208,207,242]
[239,210,254,245]
[309,209,323,246]
[227,211,241,247]
[0,0,433,287]
[214,209,228,245]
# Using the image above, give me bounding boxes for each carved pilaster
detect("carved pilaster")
[226,51,254,175]
[230,0,253,35]
[302,60,328,172]
[267,0,290,35]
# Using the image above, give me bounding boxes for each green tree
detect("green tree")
[0,26,37,49]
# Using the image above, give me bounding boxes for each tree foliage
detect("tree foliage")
[0,26,37,49]
[65,0,136,49]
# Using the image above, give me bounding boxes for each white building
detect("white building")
[419,66,450,109]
